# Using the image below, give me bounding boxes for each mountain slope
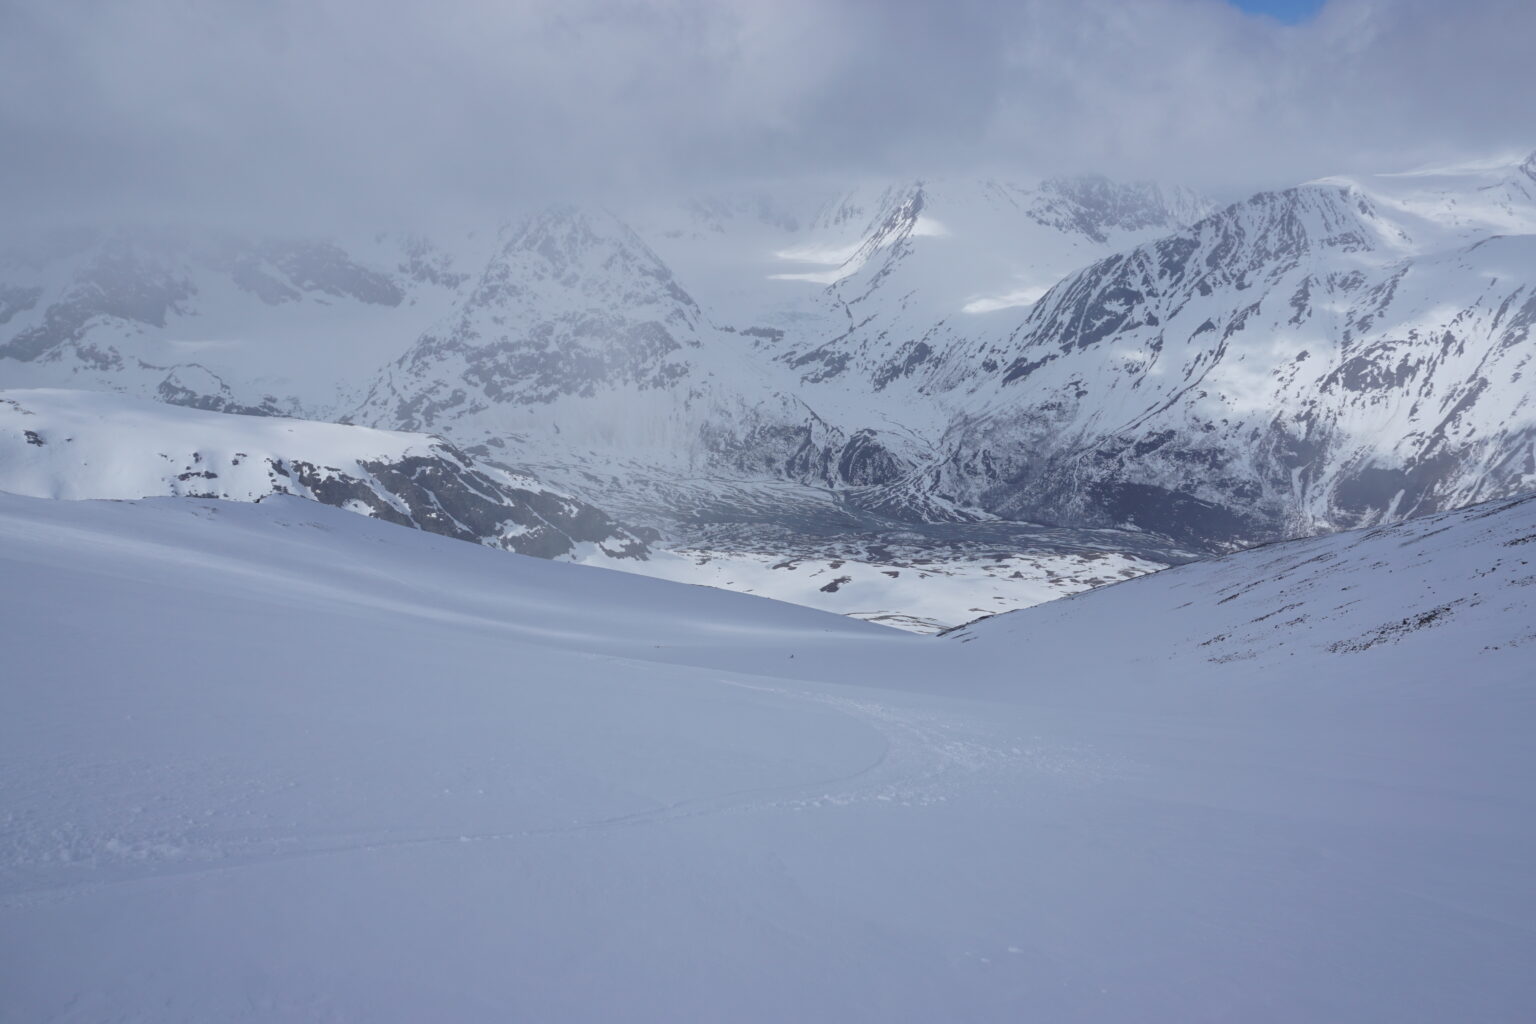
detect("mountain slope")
[931,154,1536,545]
[354,205,800,466]
[3,489,1534,1021]
[0,227,485,414]
[4,157,1533,561]
[766,176,1210,395]
[0,388,647,560]
[947,490,1536,703]
[347,177,1211,496]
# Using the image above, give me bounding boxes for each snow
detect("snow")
[3,488,1534,1021]
[0,388,1178,630]
[928,154,1536,538]
[607,543,1165,634]
[0,228,491,415]
[0,388,440,501]
[5,159,1530,555]
[960,282,1052,314]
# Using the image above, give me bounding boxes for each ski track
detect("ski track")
[0,681,1113,907]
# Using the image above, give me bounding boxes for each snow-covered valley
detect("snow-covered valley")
[3,488,1534,1021]
[8,1,1535,1018]
[0,388,1188,629]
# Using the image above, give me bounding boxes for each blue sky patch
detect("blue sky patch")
[1228,0,1327,23]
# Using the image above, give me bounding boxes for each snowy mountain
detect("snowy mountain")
[336,175,1217,539]
[339,158,1536,556]
[354,205,799,465]
[0,226,489,415]
[754,176,1211,395]
[3,155,1533,590]
[0,388,647,560]
[928,153,1536,545]
[4,486,1533,1020]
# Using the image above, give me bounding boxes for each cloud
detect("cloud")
[1,0,1531,230]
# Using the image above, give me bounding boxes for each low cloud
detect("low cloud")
[2,0,1531,231]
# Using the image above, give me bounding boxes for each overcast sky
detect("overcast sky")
[2,0,1532,230]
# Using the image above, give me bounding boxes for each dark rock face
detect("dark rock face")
[360,450,647,560]
[1,238,195,362]
[0,285,41,326]
[871,340,934,391]
[835,430,905,487]
[396,235,471,290]
[260,441,650,561]
[1084,482,1255,548]
[224,451,642,560]
[156,368,290,419]
[703,416,919,498]
[260,241,402,306]
[216,239,404,308]
[1028,176,1204,244]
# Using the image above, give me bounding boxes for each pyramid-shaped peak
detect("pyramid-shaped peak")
[499,205,683,286]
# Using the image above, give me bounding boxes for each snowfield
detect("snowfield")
[0,387,650,561]
[3,489,1534,1021]
[620,542,1165,633]
[0,387,457,502]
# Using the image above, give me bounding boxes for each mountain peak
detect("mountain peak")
[492,205,699,317]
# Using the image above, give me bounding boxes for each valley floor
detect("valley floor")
[2,492,1533,1022]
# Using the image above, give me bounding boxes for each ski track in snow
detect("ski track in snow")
[5,491,1536,1021]
[2,678,1115,907]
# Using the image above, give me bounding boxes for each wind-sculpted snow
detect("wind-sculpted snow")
[3,490,1534,1020]
[0,388,647,560]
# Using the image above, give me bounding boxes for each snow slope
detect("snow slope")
[3,489,1533,1021]
[0,388,647,560]
[948,490,1536,704]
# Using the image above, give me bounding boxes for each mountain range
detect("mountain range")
[6,146,1536,1019]
[3,153,1533,625]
